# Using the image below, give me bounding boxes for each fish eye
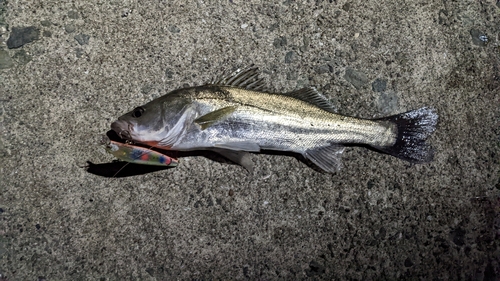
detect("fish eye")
[132,107,145,118]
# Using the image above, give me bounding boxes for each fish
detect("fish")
[110,66,438,173]
[102,134,178,167]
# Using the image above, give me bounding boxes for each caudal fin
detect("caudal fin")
[375,107,438,163]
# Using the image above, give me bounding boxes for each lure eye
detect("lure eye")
[132,107,145,118]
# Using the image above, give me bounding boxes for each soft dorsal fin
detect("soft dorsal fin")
[211,65,267,91]
[285,87,337,113]
[194,106,237,130]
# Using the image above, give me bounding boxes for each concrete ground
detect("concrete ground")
[1,0,499,280]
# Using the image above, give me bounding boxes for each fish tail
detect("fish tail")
[375,107,438,163]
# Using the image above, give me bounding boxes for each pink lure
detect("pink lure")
[103,136,178,167]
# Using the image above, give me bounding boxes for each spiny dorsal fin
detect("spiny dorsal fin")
[211,65,267,91]
[194,106,237,130]
[285,87,337,113]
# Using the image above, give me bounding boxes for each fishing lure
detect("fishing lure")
[103,135,178,166]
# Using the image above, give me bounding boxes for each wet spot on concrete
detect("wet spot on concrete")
[450,227,465,246]
[6,26,40,49]
[484,262,497,281]
[404,257,414,267]
[305,260,325,277]
[470,29,488,47]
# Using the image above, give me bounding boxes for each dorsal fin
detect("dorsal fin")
[211,67,336,113]
[285,87,337,113]
[210,65,267,91]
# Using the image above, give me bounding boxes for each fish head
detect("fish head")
[110,92,192,147]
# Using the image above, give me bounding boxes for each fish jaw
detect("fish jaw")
[111,119,134,141]
[111,119,171,149]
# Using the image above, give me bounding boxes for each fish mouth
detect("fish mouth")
[111,120,133,141]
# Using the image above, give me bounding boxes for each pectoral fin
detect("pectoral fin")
[194,106,237,130]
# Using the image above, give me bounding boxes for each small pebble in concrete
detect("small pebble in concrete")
[165,69,174,79]
[168,25,181,33]
[376,91,399,114]
[315,65,331,74]
[13,49,32,65]
[0,49,14,69]
[372,78,387,92]
[286,71,298,80]
[68,10,80,19]
[404,257,414,267]
[65,24,76,33]
[305,260,325,277]
[300,35,310,52]
[344,67,368,89]
[40,20,51,27]
[6,26,40,49]
[75,48,84,58]
[284,51,297,63]
[74,33,90,45]
[273,36,287,48]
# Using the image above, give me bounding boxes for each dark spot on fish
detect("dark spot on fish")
[132,107,144,118]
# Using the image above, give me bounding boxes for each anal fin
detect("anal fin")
[304,144,345,173]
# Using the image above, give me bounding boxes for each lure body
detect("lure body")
[103,136,178,166]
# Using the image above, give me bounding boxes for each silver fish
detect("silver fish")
[111,67,438,172]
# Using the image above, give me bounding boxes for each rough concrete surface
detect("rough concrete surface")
[1,0,499,280]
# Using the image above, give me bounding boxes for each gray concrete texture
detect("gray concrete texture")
[1,0,499,280]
